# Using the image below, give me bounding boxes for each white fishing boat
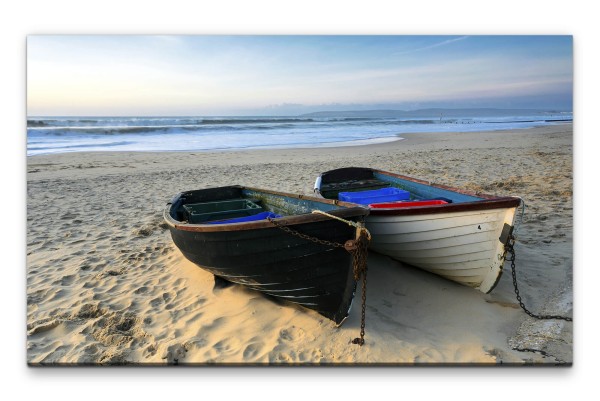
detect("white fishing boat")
[314,167,523,293]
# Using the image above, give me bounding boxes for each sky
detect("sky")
[26,35,573,116]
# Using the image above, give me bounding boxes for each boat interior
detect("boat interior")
[171,186,353,225]
[318,168,485,206]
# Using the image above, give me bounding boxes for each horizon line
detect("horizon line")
[27,106,574,118]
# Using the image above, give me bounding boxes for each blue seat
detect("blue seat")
[207,211,282,225]
[339,187,410,205]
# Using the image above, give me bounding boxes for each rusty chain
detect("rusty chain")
[505,233,573,322]
[267,215,370,346]
[350,229,369,346]
[267,216,346,249]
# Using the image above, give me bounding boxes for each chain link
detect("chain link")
[505,234,572,322]
[351,229,369,346]
[267,216,370,345]
[267,217,346,248]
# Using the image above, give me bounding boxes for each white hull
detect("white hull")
[367,206,518,293]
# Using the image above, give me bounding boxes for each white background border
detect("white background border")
[4,0,595,398]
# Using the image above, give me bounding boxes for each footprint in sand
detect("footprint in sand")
[162,291,177,310]
[83,343,100,355]
[27,318,61,335]
[310,348,324,361]
[80,256,105,272]
[242,337,266,361]
[141,278,159,288]
[144,343,158,358]
[212,337,241,356]
[149,297,163,308]
[414,348,444,363]
[162,292,174,303]
[134,286,149,295]
[115,316,136,333]
[106,269,124,277]
[60,275,76,286]
[278,326,306,343]
[134,226,154,237]
[60,212,79,220]
[267,349,296,363]
[73,303,105,319]
[162,343,189,365]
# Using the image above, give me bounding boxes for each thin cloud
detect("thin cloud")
[394,36,469,55]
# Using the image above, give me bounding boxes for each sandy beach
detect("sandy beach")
[26,124,573,365]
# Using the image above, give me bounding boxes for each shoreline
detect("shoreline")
[26,122,571,158]
[26,136,406,158]
[26,124,573,365]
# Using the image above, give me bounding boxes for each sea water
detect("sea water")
[26,112,572,156]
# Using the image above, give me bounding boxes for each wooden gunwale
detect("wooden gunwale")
[368,197,521,216]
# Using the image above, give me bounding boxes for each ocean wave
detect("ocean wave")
[481,118,573,124]
[28,141,135,152]
[27,125,287,136]
[26,120,343,136]
[26,116,375,129]
[27,120,51,127]
[198,118,314,124]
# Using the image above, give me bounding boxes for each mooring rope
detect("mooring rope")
[311,210,372,240]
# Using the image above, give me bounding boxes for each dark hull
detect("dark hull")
[164,186,369,325]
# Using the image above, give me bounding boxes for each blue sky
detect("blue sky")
[27,35,573,116]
